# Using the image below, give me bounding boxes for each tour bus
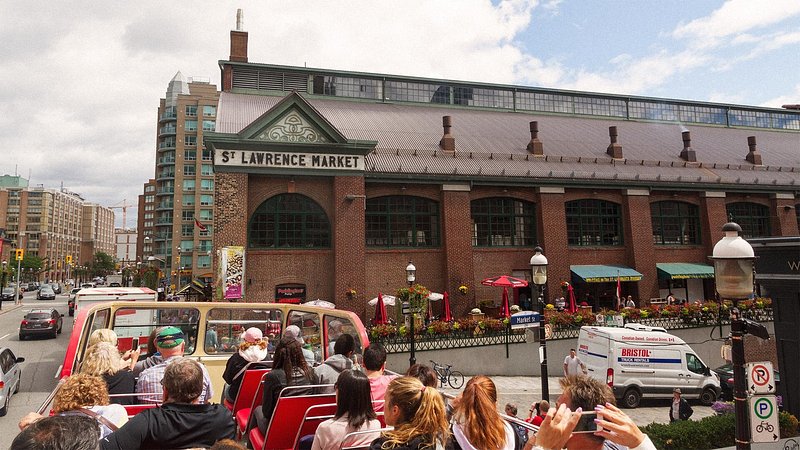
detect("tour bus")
[577,324,720,408]
[69,287,157,316]
[57,300,370,401]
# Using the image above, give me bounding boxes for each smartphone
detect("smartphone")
[131,337,140,350]
[572,411,598,433]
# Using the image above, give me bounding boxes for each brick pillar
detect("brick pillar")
[441,185,475,318]
[214,172,249,300]
[623,189,657,299]
[770,194,799,236]
[537,188,569,301]
[334,176,366,316]
[700,192,728,253]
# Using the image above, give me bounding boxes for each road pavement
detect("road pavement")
[440,375,717,427]
[0,292,71,449]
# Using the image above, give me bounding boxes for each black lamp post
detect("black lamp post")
[406,260,416,368]
[530,246,549,401]
[711,222,767,450]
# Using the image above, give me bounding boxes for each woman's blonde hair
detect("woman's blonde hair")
[380,376,449,449]
[81,342,127,376]
[87,329,118,348]
[53,374,109,413]
[453,375,506,450]
[238,339,268,352]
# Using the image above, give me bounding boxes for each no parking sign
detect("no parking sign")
[747,361,775,394]
[749,395,779,443]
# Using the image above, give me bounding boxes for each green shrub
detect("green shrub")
[641,411,799,449]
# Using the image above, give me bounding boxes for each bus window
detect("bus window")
[90,309,110,334]
[206,307,283,355]
[112,307,201,354]
[288,310,322,365]
[324,316,363,362]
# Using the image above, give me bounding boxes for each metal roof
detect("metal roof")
[216,91,799,191]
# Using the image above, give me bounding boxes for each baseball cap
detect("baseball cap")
[156,326,185,349]
[242,327,263,343]
[673,388,681,394]
[283,325,305,344]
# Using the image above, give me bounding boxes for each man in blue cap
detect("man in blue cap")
[135,326,213,403]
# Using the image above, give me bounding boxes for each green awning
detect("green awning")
[657,263,714,280]
[571,265,643,283]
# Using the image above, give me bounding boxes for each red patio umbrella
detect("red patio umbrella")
[481,275,528,319]
[442,291,453,322]
[567,284,577,313]
[373,292,388,325]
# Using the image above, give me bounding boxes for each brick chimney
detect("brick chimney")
[745,136,763,165]
[679,130,696,162]
[439,116,455,153]
[527,121,544,155]
[230,9,248,62]
[606,126,623,159]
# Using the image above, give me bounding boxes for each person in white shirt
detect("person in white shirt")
[625,296,636,308]
[310,369,381,450]
[563,349,586,377]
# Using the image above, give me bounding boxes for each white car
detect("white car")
[0,348,24,416]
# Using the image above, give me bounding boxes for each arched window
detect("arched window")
[471,198,536,247]
[365,196,440,247]
[249,194,330,248]
[566,199,623,246]
[651,201,701,245]
[726,202,771,238]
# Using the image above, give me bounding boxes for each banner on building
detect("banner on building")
[220,246,245,300]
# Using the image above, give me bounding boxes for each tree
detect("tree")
[90,252,116,277]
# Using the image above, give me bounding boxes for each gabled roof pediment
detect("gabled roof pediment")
[238,91,348,145]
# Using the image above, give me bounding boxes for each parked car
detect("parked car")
[19,309,63,340]
[36,286,56,300]
[80,282,96,289]
[18,283,28,292]
[27,282,39,292]
[0,288,22,302]
[50,283,62,294]
[0,348,24,416]
[713,363,780,401]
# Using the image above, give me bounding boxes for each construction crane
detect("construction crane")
[110,199,133,229]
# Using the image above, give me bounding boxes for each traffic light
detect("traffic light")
[15,249,23,261]
[66,255,72,265]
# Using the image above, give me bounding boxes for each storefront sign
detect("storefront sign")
[220,246,245,300]
[275,284,306,304]
[215,150,364,171]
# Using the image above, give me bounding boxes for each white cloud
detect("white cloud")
[759,83,800,109]
[672,0,800,41]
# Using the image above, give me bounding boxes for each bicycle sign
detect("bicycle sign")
[749,395,779,443]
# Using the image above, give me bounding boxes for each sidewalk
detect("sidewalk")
[441,375,716,427]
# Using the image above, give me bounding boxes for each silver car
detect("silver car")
[0,348,24,416]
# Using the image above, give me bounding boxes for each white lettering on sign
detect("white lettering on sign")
[215,150,364,171]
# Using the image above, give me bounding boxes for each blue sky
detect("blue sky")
[0,0,798,225]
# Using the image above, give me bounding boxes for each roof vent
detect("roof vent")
[606,126,623,159]
[679,130,696,162]
[439,116,455,153]
[527,121,544,155]
[745,136,763,165]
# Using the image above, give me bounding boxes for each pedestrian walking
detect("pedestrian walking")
[563,349,586,377]
[625,295,636,308]
[669,388,693,422]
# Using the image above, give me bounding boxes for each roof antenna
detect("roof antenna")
[236,9,244,31]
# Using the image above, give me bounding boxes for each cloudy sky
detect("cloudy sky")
[1,0,798,227]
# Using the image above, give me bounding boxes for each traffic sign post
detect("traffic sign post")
[749,395,779,443]
[747,361,775,394]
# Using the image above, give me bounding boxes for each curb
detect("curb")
[0,303,25,315]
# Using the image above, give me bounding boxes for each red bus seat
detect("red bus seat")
[236,371,271,439]
[223,364,270,413]
[248,385,335,450]
[292,403,337,449]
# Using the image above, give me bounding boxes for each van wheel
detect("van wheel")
[622,388,641,408]
[0,396,8,417]
[700,387,716,406]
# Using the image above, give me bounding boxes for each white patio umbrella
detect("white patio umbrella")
[368,295,396,306]
[303,299,336,309]
[428,292,444,301]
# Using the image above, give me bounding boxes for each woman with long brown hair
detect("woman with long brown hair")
[369,376,449,450]
[254,336,318,434]
[450,375,519,450]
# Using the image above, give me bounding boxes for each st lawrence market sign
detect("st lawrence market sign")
[215,150,364,171]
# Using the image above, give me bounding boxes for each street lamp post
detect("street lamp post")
[530,246,549,401]
[711,222,769,450]
[1,260,6,289]
[406,261,417,368]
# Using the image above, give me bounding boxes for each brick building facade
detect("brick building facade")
[207,27,799,321]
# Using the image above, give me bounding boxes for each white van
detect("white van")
[577,324,720,408]
[72,287,157,317]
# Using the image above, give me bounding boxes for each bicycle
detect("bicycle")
[756,420,774,433]
[430,360,465,389]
